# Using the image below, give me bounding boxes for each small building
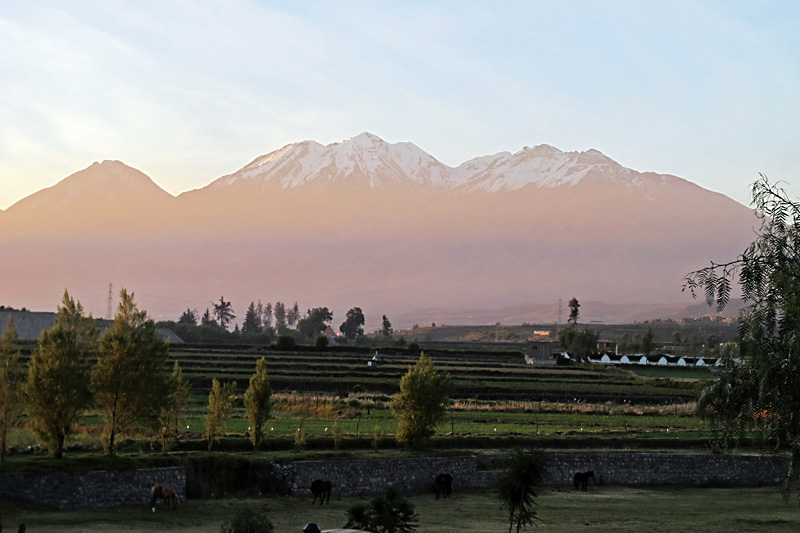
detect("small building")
[524,341,560,366]
[367,351,380,368]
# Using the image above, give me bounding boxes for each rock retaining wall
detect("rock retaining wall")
[0,466,185,509]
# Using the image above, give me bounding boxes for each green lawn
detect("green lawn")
[3,485,798,532]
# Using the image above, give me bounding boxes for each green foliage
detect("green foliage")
[568,297,580,325]
[497,450,545,532]
[178,308,198,325]
[297,307,333,342]
[244,358,272,448]
[92,289,170,454]
[0,317,23,461]
[390,353,452,448]
[372,424,382,452]
[206,379,237,452]
[25,290,95,458]
[333,419,343,450]
[213,297,236,329]
[340,307,366,340]
[273,302,287,330]
[220,507,274,533]
[641,326,656,355]
[314,334,329,348]
[344,486,419,533]
[685,175,800,498]
[382,314,394,340]
[558,325,598,362]
[275,334,296,350]
[241,301,262,335]
[160,360,190,451]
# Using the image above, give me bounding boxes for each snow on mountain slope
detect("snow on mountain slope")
[213,132,454,190]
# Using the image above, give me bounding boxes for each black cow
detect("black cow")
[311,479,332,505]
[433,473,453,499]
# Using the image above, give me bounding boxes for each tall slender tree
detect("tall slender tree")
[274,302,287,330]
[26,290,96,458]
[242,301,262,334]
[381,315,394,340]
[92,289,170,454]
[287,302,301,328]
[0,317,23,461]
[206,378,237,451]
[261,302,273,330]
[244,357,273,449]
[159,361,190,451]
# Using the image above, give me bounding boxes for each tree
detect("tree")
[390,352,452,448]
[242,301,262,335]
[92,289,170,454]
[25,290,96,458]
[568,297,580,325]
[340,307,366,340]
[212,297,235,329]
[684,176,800,497]
[344,486,419,533]
[287,302,300,328]
[297,307,333,342]
[274,302,287,330]
[206,378,237,451]
[159,361,190,451]
[381,315,394,340]
[0,317,23,461]
[178,308,198,325]
[497,450,545,533]
[201,308,217,326]
[261,302,273,330]
[558,326,597,362]
[244,357,272,449]
[641,326,656,355]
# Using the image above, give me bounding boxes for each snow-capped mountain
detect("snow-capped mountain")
[202,132,455,192]
[0,134,759,326]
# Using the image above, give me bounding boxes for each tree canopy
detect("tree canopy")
[92,289,170,453]
[684,175,800,497]
[212,297,235,329]
[25,290,96,458]
[244,357,273,448]
[0,317,23,461]
[340,307,366,340]
[297,307,333,341]
[390,352,452,448]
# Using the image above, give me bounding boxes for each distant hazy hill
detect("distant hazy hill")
[0,133,757,327]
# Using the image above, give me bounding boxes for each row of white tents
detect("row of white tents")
[585,353,720,366]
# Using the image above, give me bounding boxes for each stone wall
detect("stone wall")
[291,453,788,498]
[0,467,185,509]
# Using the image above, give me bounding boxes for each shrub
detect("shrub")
[344,486,418,533]
[221,507,274,533]
[315,334,329,348]
[276,335,296,350]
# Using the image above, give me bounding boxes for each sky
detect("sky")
[1,0,799,210]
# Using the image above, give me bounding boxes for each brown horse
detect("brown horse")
[311,479,332,505]
[433,473,453,499]
[150,483,180,511]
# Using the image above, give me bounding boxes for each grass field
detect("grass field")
[3,485,797,532]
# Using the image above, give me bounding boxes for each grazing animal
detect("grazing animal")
[150,483,180,511]
[311,479,332,505]
[573,471,595,492]
[433,473,453,500]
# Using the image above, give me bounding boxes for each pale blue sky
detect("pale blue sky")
[1,0,798,210]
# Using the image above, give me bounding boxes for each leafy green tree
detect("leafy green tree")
[244,357,272,449]
[497,450,545,532]
[641,326,656,355]
[92,289,170,454]
[26,290,96,458]
[201,308,217,326]
[558,326,597,362]
[159,360,190,451]
[212,297,235,329]
[340,307,366,340]
[344,486,419,533]
[684,175,800,497]
[390,352,452,448]
[274,301,287,330]
[178,308,198,325]
[242,301,262,334]
[287,302,300,328]
[567,297,580,325]
[381,315,394,340]
[297,307,333,341]
[261,302,273,329]
[0,317,23,461]
[206,378,237,451]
